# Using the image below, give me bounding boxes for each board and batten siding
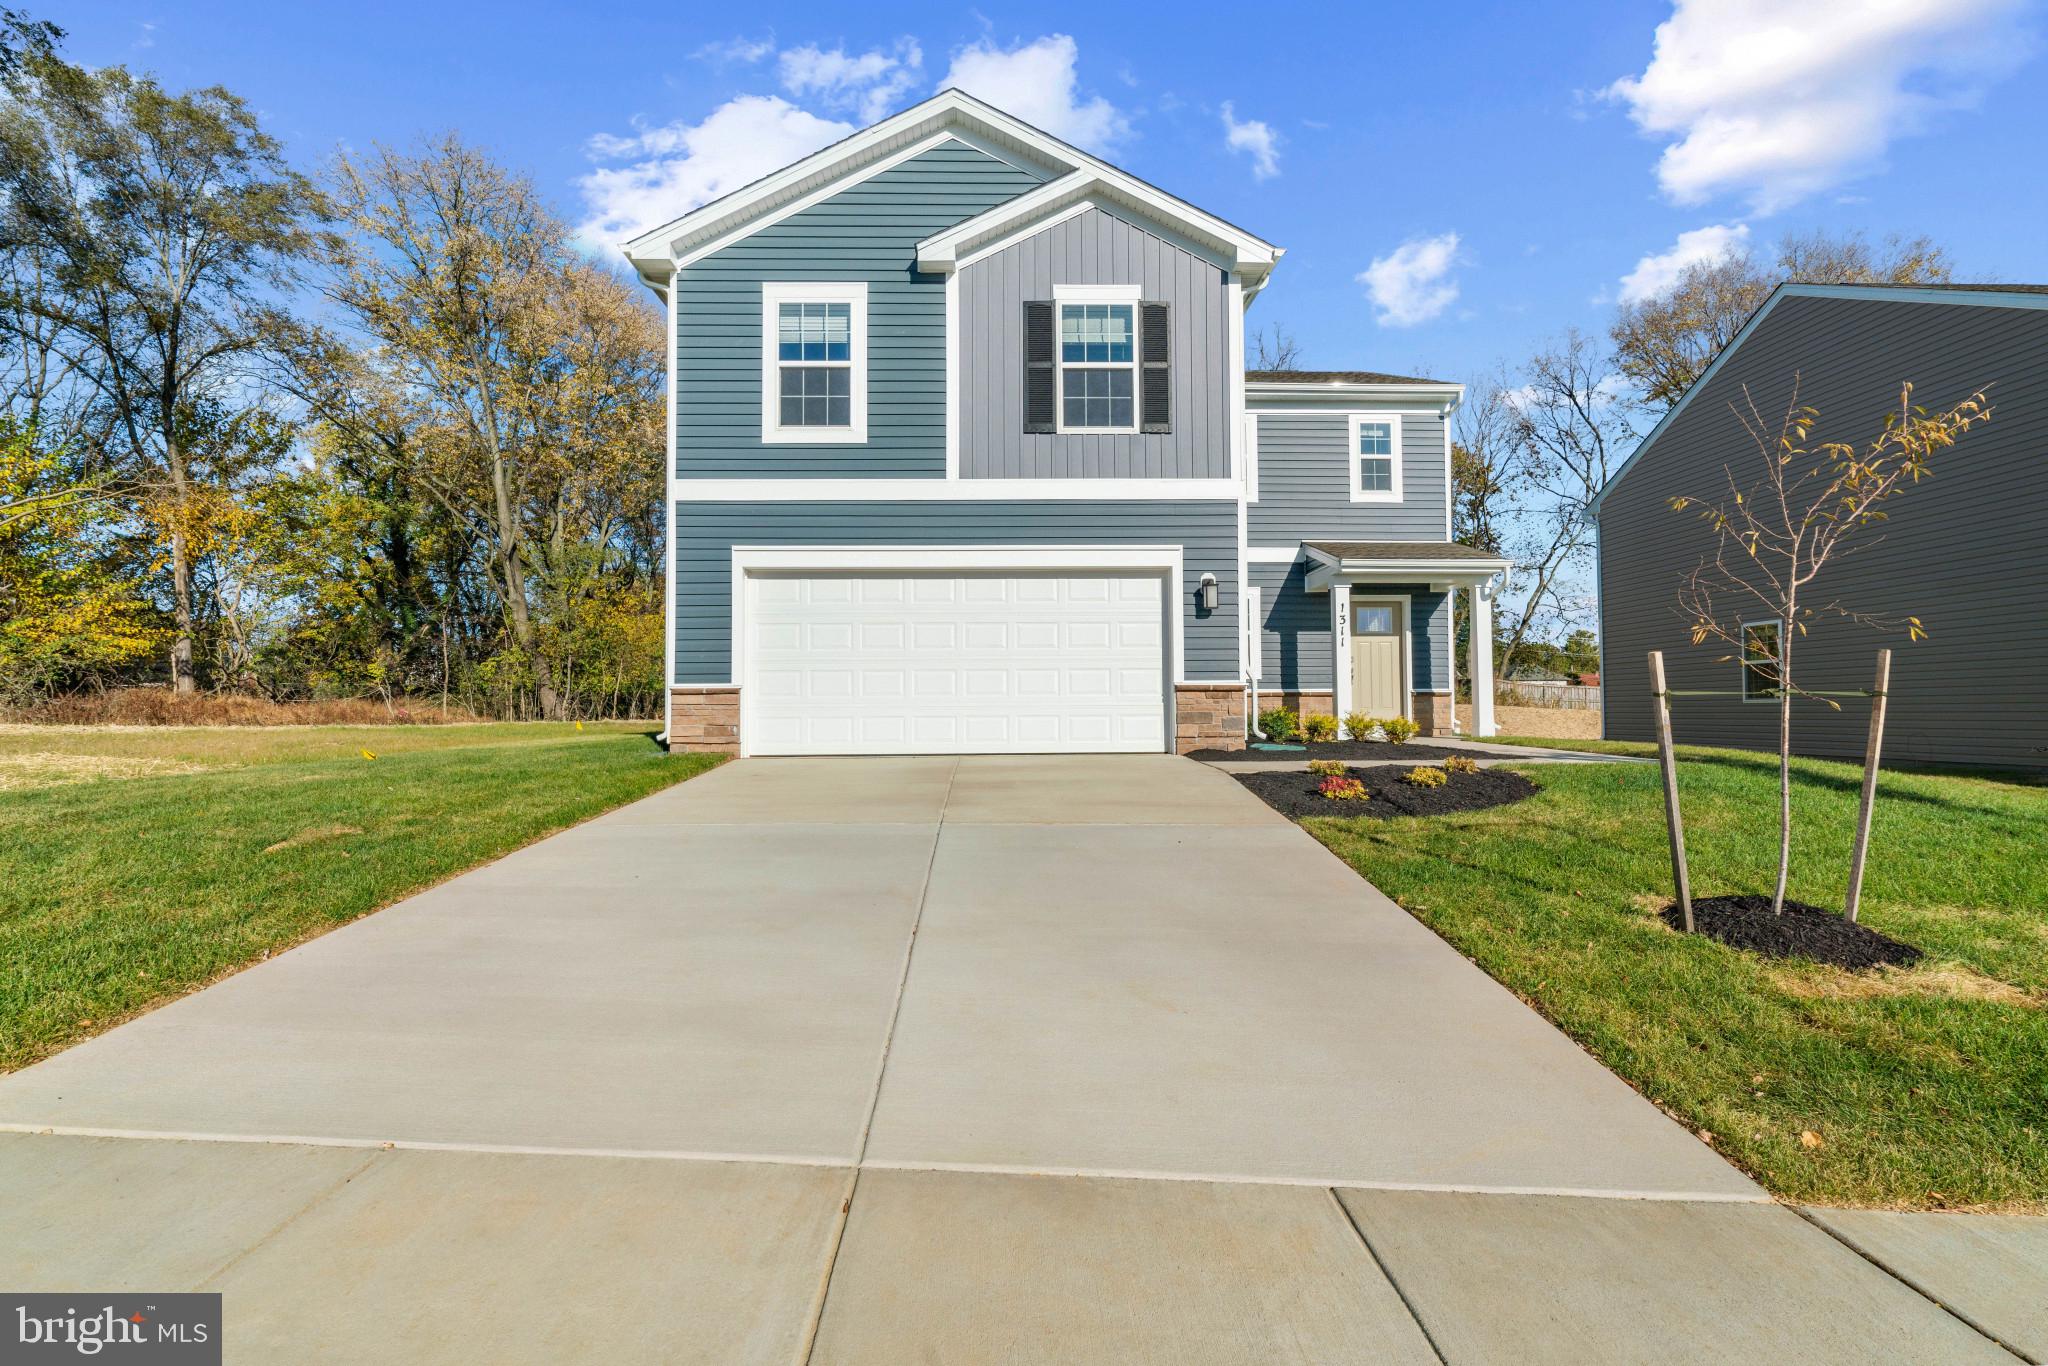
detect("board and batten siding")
[675,140,1045,479]
[1249,559,1448,693]
[956,206,1229,479]
[674,500,1241,683]
[1247,409,1449,542]
[1598,292,2048,770]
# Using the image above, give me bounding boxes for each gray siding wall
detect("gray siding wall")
[957,207,1230,478]
[1248,408,1449,541]
[675,500,1241,682]
[676,140,1045,479]
[1598,293,2048,770]
[1249,559,1448,694]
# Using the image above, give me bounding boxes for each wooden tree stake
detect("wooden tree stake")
[1649,651,1693,932]
[1843,648,1891,924]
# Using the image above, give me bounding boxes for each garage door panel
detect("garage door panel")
[747,570,1170,756]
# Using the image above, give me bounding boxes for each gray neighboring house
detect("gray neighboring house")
[623,89,1507,757]
[1594,282,2048,772]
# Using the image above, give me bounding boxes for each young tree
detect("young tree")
[0,56,324,692]
[1671,380,1990,914]
[1612,231,1953,412]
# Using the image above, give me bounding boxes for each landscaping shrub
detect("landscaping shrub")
[1301,713,1338,742]
[1443,754,1479,775]
[1403,765,1448,788]
[1342,711,1374,740]
[1382,715,1420,744]
[1316,775,1369,801]
[1256,708,1301,742]
[1308,758,1348,777]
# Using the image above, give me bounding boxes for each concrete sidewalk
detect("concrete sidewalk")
[0,754,2030,1363]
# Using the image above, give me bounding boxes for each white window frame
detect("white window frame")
[1741,618,1783,703]
[1054,283,1142,436]
[761,281,868,445]
[1347,412,1405,503]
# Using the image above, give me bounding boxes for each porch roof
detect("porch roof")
[1302,541,1511,591]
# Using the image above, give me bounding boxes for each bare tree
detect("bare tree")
[1672,380,1990,914]
[1249,323,1301,371]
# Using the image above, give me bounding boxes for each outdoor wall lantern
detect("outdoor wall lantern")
[1198,573,1218,611]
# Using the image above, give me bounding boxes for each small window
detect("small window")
[1354,604,1396,635]
[1347,414,1404,501]
[1056,290,1139,433]
[1742,620,1782,701]
[761,283,866,443]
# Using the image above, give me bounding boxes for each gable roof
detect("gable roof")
[1589,281,2048,517]
[623,89,1283,287]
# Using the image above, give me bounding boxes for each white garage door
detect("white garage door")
[746,571,1168,755]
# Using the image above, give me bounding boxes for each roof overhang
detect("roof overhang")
[621,88,1282,291]
[1302,543,1511,593]
[916,168,1282,294]
[1247,379,1464,412]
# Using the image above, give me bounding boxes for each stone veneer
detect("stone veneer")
[1174,683,1247,754]
[1412,691,1453,737]
[1269,689,1335,718]
[668,686,740,755]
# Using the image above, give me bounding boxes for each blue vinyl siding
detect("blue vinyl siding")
[1250,558,1446,693]
[676,140,1045,479]
[674,499,1241,682]
[1249,409,1450,541]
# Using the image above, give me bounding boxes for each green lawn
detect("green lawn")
[1304,746,2048,1211]
[0,723,720,1072]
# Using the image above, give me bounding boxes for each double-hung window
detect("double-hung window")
[1056,286,1139,433]
[1347,413,1404,502]
[761,282,867,444]
[1742,619,1783,701]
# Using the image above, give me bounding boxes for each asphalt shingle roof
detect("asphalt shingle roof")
[1244,369,1446,386]
[1306,541,1506,561]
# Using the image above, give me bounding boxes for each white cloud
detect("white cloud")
[1606,0,2031,212]
[1357,233,1462,327]
[1220,103,1280,180]
[694,35,775,65]
[1617,223,1750,303]
[779,39,924,124]
[577,95,854,249]
[938,34,1131,151]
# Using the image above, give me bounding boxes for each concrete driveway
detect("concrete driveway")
[0,756,2019,1363]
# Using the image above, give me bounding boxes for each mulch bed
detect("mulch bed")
[1660,895,1924,971]
[1234,765,1539,821]
[1188,741,1471,763]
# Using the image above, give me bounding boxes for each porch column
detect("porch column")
[1330,582,1352,720]
[1469,580,1496,737]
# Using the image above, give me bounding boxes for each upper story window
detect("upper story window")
[1347,413,1404,502]
[760,281,866,444]
[1053,285,1141,434]
[1742,619,1783,701]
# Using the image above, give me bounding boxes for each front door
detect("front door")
[1349,599,1405,718]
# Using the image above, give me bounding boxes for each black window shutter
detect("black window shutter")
[1140,301,1171,433]
[1023,301,1055,434]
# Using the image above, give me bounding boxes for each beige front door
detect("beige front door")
[1349,599,1405,717]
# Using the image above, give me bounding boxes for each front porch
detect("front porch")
[1300,541,1511,738]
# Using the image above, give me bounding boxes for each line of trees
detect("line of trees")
[0,19,666,718]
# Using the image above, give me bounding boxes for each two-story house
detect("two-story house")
[624,90,1508,756]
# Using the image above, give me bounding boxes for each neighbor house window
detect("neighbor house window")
[1347,413,1404,501]
[760,282,867,444]
[1056,286,1139,433]
[1742,619,1782,701]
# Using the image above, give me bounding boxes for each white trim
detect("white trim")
[1246,545,1301,564]
[1242,412,1260,503]
[760,282,868,445]
[663,273,679,741]
[1347,413,1404,503]
[728,544,1188,758]
[1331,582,1352,719]
[944,269,960,477]
[1053,284,1143,436]
[1468,580,1495,737]
[951,197,1100,273]
[1245,584,1263,683]
[1741,617,1784,703]
[674,478,1243,501]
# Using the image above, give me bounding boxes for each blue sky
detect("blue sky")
[47,1,2047,385]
